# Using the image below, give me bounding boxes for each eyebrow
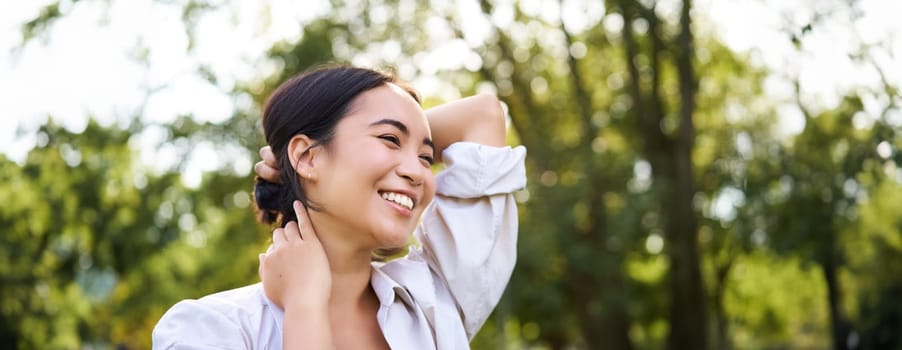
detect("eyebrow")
[370,118,435,151]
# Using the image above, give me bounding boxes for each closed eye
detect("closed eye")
[378,134,401,146]
[420,154,435,166]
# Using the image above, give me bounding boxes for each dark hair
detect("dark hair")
[254,65,419,230]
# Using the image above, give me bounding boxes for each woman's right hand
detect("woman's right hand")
[255,146,281,184]
[259,200,331,311]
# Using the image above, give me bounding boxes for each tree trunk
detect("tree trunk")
[712,260,733,350]
[668,1,708,349]
[572,173,631,350]
[617,0,708,348]
[821,251,853,350]
[561,6,633,348]
[567,268,633,350]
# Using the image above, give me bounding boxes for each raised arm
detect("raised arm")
[408,94,526,340]
[425,93,507,163]
[255,93,509,182]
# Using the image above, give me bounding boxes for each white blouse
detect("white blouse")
[152,142,527,349]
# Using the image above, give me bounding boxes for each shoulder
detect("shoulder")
[153,284,275,350]
[195,283,268,312]
[169,283,267,321]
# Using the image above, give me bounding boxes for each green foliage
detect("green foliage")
[848,180,902,348]
[19,2,62,44]
[4,0,902,349]
[0,119,269,349]
[724,253,829,348]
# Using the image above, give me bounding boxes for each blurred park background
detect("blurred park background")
[2,0,902,349]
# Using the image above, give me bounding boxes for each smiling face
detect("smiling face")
[304,83,436,250]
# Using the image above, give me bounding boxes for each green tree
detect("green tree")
[0,120,183,348]
[0,117,272,348]
[8,1,902,349]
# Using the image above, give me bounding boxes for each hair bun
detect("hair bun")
[254,177,283,225]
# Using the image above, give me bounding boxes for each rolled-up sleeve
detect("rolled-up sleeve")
[412,142,527,340]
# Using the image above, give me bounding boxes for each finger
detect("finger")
[255,161,282,184]
[258,253,265,279]
[284,220,302,242]
[272,228,287,246]
[293,200,319,244]
[260,146,278,168]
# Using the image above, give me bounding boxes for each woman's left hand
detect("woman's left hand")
[258,200,332,311]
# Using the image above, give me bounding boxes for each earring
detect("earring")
[307,172,312,179]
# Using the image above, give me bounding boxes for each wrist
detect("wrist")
[283,294,329,313]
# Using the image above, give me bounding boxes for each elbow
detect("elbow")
[471,93,507,147]
[475,93,505,126]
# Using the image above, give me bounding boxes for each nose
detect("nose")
[396,153,425,186]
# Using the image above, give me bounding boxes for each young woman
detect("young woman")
[152,66,526,349]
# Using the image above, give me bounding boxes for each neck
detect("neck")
[307,210,376,309]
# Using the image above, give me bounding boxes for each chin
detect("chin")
[373,227,416,248]
[379,234,413,249]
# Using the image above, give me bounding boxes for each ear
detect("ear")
[287,134,320,182]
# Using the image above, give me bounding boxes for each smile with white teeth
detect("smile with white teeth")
[380,191,414,210]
